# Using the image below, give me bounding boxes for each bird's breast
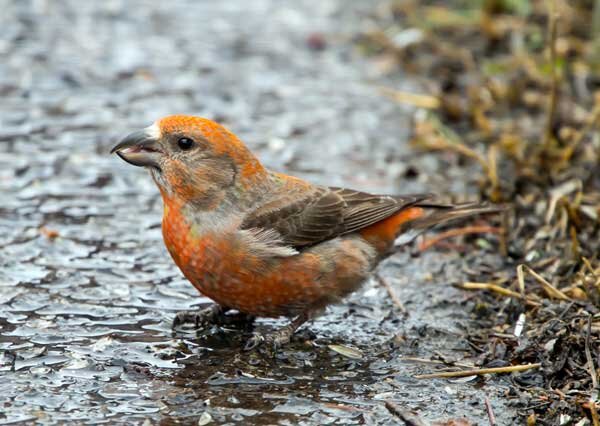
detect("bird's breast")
[160,203,378,317]
[161,204,269,307]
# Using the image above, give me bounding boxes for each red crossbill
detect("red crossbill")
[111,115,502,350]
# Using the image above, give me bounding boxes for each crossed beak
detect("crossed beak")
[111,129,161,170]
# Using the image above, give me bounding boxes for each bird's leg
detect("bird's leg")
[172,304,255,330]
[220,311,256,329]
[244,312,310,351]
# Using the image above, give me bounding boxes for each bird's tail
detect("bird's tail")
[394,201,506,246]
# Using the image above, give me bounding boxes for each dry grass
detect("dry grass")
[359,0,600,422]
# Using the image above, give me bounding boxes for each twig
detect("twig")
[487,144,501,202]
[429,136,489,171]
[485,396,497,426]
[379,86,440,109]
[581,257,600,305]
[570,225,581,260]
[375,274,406,313]
[458,282,540,306]
[517,264,526,296]
[566,100,600,153]
[592,0,600,64]
[400,356,475,368]
[459,282,521,298]
[418,225,503,251]
[401,356,448,365]
[542,0,559,153]
[384,401,427,426]
[582,257,599,278]
[413,113,489,171]
[414,363,541,379]
[545,180,581,224]
[499,209,509,257]
[586,314,599,391]
[523,265,570,301]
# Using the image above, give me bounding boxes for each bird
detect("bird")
[111,115,503,350]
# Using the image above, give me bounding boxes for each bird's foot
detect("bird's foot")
[172,304,254,330]
[243,329,293,351]
[172,304,223,330]
[243,313,310,351]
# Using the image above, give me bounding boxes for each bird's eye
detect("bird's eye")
[177,137,194,150]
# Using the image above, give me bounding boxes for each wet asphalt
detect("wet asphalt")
[0,0,515,424]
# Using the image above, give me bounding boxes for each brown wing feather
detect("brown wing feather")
[241,182,431,248]
[241,186,346,247]
[331,187,430,234]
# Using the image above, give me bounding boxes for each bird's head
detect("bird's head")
[112,115,266,209]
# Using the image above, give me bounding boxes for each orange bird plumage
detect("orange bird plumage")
[112,115,502,349]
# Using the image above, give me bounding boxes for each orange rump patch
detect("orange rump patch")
[359,207,424,252]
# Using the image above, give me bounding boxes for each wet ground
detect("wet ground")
[1,0,517,424]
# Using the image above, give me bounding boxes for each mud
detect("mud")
[1,0,516,424]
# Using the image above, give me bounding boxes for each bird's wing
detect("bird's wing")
[241,181,431,248]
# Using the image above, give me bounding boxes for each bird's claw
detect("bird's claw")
[172,305,256,333]
[243,314,310,351]
[172,305,222,330]
[243,329,293,352]
[243,332,265,351]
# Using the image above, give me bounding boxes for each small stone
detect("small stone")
[198,412,213,425]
